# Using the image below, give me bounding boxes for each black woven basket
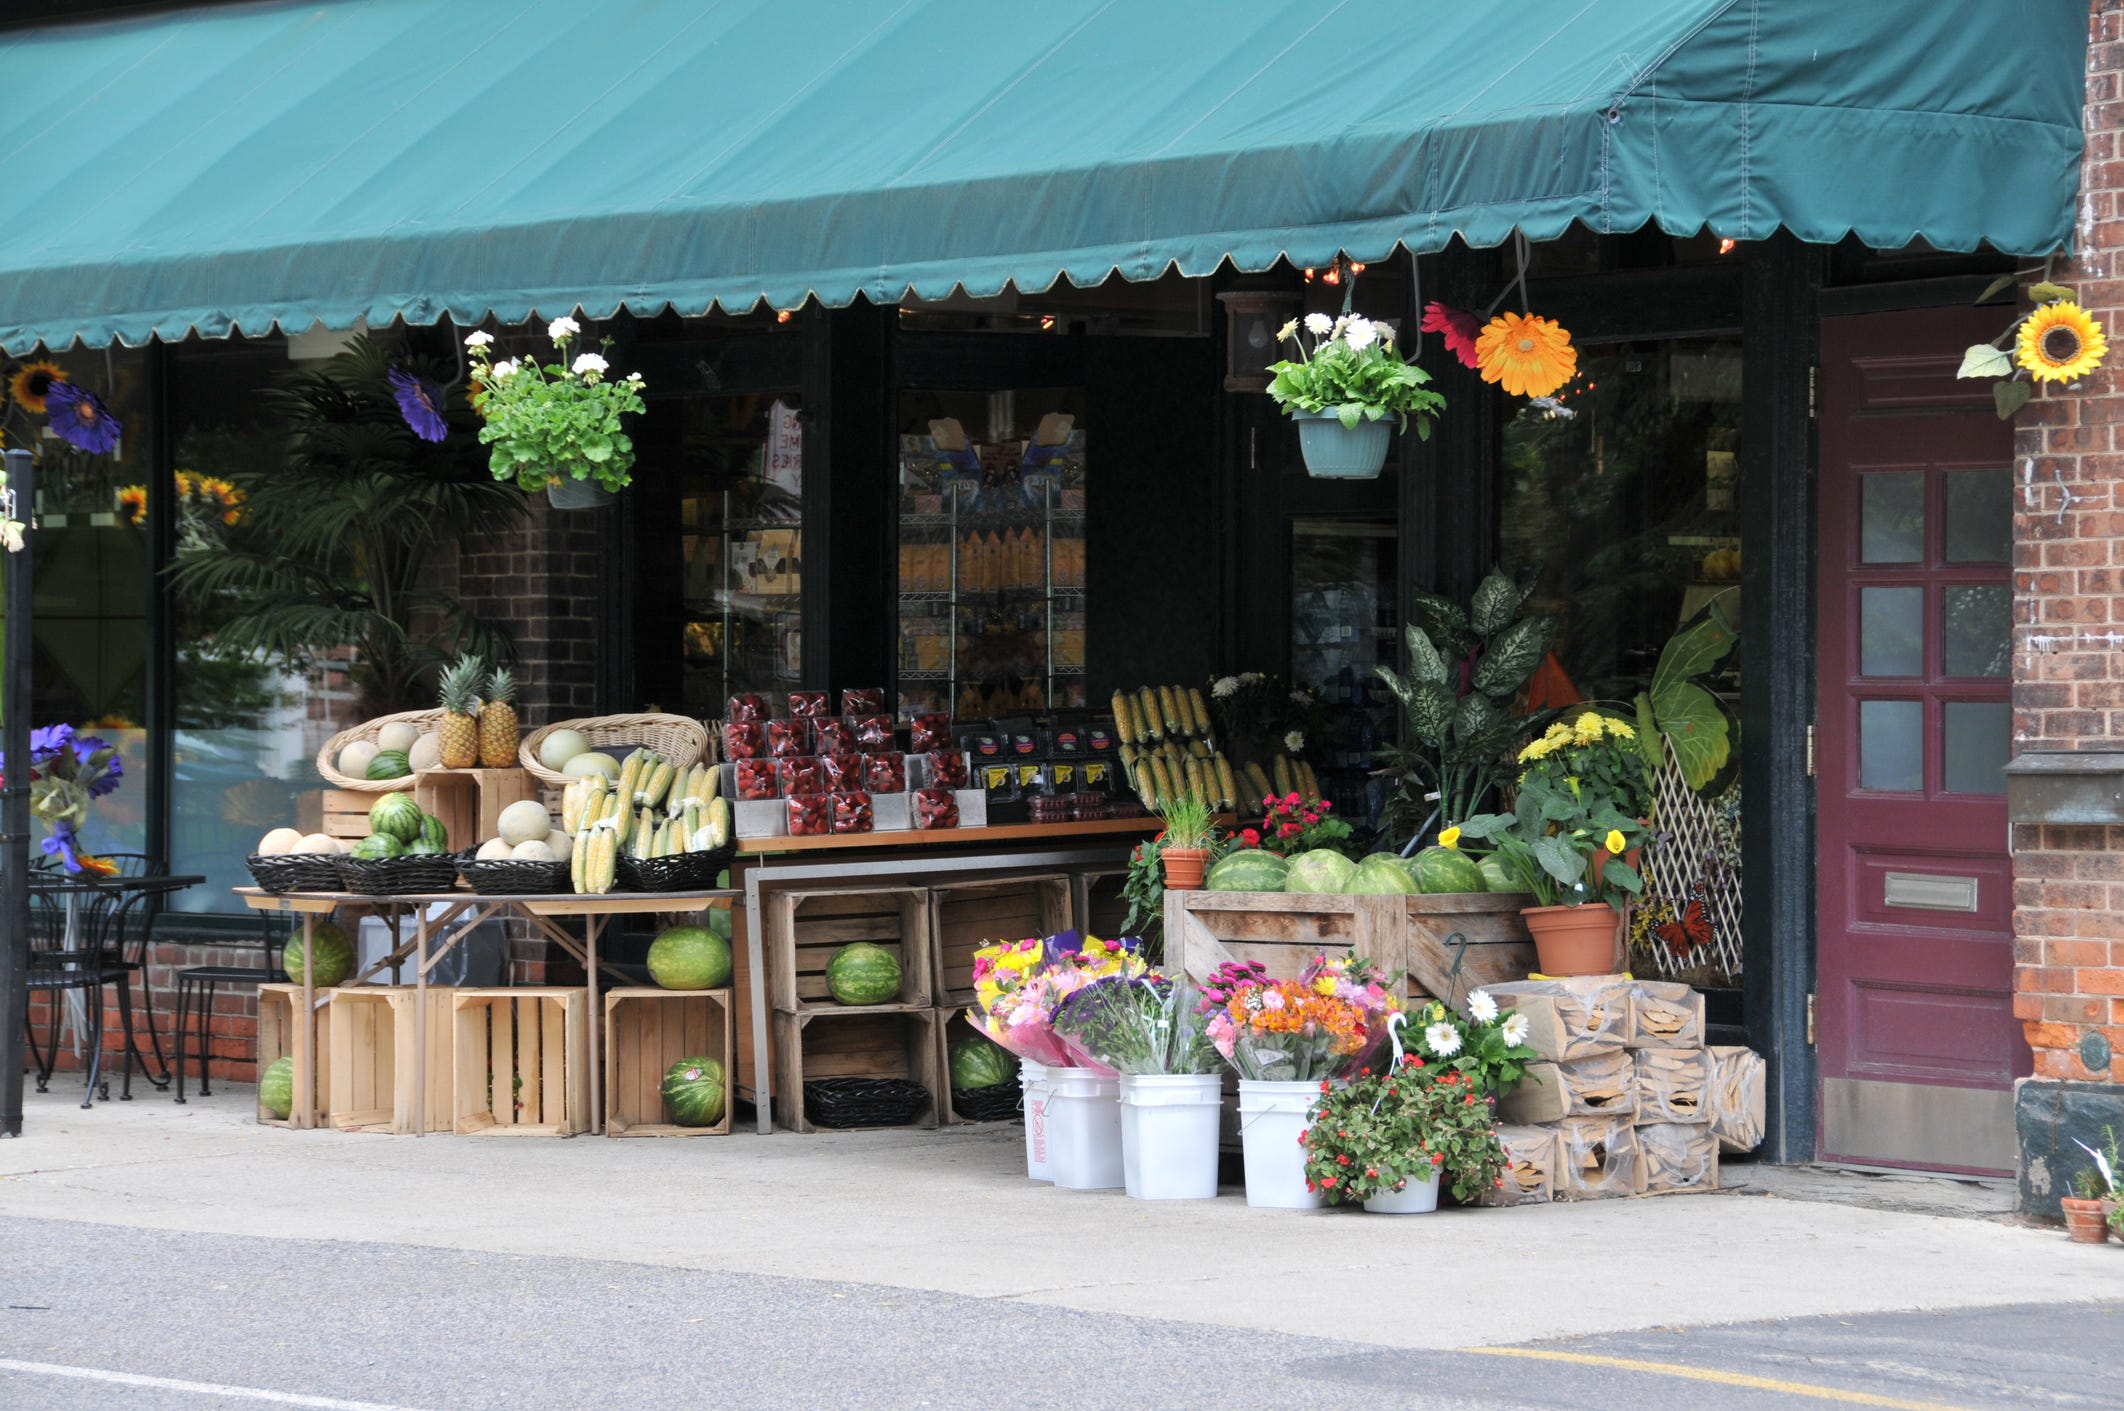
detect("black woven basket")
[334,853,463,896]
[455,850,572,896]
[245,853,344,895]
[803,1077,931,1129]
[950,1082,1023,1123]
[618,846,733,893]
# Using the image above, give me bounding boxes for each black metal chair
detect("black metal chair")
[23,885,124,1108]
[92,852,173,1098]
[172,909,287,1103]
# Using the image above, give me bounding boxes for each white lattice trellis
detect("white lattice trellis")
[1628,738,1742,987]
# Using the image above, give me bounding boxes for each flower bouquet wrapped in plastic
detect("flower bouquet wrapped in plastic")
[1052,973,1218,1076]
[965,932,1146,1069]
[1202,952,1401,1083]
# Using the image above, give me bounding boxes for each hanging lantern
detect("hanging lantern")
[1216,290,1303,393]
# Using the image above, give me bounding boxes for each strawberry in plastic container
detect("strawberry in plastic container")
[765,718,810,758]
[841,687,885,716]
[785,792,832,837]
[725,694,770,723]
[788,691,831,719]
[830,791,874,834]
[864,751,906,793]
[912,788,959,830]
[909,713,952,752]
[820,753,866,790]
[777,756,825,795]
[851,715,894,749]
[734,758,779,801]
[811,717,856,755]
[722,721,764,760]
[922,750,968,789]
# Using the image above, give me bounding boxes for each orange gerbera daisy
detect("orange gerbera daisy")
[7,359,66,414]
[116,485,147,524]
[1474,312,1577,398]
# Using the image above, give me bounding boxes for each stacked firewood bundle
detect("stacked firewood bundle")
[1480,976,1764,1205]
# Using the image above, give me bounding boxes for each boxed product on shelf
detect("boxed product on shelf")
[778,756,827,796]
[788,691,831,718]
[811,718,857,755]
[830,791,875,833]
[765,719,810,758]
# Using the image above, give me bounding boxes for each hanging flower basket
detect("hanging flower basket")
[1292,409,1392,479]
[1266,309,1441,481]
[546,475,618,510]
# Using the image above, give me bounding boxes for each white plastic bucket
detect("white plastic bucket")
[1118,1073,1223,1200]
[1237,1078,1326,1209]
[1363,1168,1441,1213]
[1020,1060,1053,1183]
[1045,1067,1124,1190]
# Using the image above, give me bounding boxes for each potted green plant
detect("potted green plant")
[1266,312,1445,479]
[1300,1048,1509,1213]
[2066,1131,2119,1244]
[1454,713,1649,976]
[1153,794,1219,891]
[465,319,647,508]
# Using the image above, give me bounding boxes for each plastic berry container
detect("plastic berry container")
[863,751,906,793]
[908,713,952,753]
[777,756,825,796]
[722,721,764,761]
[830,791,875,834]
[811,717,856,755]
[725,694,770,723]
[785,792,832,837]
[912,788,960,830]
[734,758,778,801]
[788,691,831,719]
[841,687,885,716]
[820,753,866,790]
[921,750,968,789]
[765,718,810,758]
[850,714,894,750]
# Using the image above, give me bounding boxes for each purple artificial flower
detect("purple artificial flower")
[72,734,123,797]
[388,367,449,442]
[44,381,122,453]
[40,820,82,872]
[28,723,73,765]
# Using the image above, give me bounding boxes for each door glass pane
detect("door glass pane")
[1858,700,1923,791]
[1944,469,2011,563]
[1860,587,1923,676]
[1943,585,2011,677]
[1944,701,2010,794]
[1861,472,1925,563]
[1290,519,1397,824]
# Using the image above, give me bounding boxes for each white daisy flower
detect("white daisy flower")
[463,330,494,349]
[1342,317,1377,352]
[1304,312,1333,336]
[1500,1012,1530,1047]
[1290,690,1311,705]
[625,370,645,384]
[1212,676,1240,699]
[489,358,520,379]
[571,353,608,378]
[547,316,581,341]
[1468,990,1499,1024]
[1283,730,1305,753]
[1424,1021,1462,1057]
[1276,319,1299,342]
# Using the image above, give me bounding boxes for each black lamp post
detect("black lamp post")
[1,446,33,1137]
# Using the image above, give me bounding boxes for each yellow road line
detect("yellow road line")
[1459,1346,1975,1411]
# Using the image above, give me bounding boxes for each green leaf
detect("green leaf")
[1403,624,1449,685]
[2029,281,2075,304]
[1531,835,1584,886]
[1406,681,1456,742]
[1651,680,1731,791]
[1468,569,1522,635]
[1994,378,2033,420]
[1601,860,1644,894]
[1471,615,1554,697]
[1975,274,2019,304]
[1648,595,1738,704]
[1407,593,1475,658]
[1452,690,1502,745]
[1956,344,2014,380]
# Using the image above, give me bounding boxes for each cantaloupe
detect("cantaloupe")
[538,729,591,771]
[408,731,443,772]
[476,838,514,861]
[256,827,303,856]
[511,839,558,862]
[562,752,619,780]
[337,740,379,777]
[375,721,421,756]
[497,800,551,846]
[295,833,344,854]
[545,829,574,863]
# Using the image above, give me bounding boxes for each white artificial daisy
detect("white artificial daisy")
[547,316,581,341]
[1342,318,1377,351]
[1284,730,1305,753]
[1212,676,1240,699]
[571,353,608,377]
[1500,1012,1530,1047]
[1276,319,1299,342]
[463,330,494,348]
[1468,990,1499,1024]
[1239,671,1263,685]
[1304,312,1333,336]
[1424,1021,1462,1057]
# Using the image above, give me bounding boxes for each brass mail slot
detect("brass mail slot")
[1883,871,1980,913]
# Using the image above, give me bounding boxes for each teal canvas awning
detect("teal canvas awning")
[0,0,2088,350]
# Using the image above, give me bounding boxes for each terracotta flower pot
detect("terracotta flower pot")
[1161,847,1209,891]
[2062,1195,2113,1244]
[1520,903,1624,977]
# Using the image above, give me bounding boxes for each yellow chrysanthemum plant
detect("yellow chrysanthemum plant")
[1957,277,2109,419]
[1448,708,1650,910]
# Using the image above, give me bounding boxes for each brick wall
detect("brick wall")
[26,939,271,1089]
[2010,0,2124,1084]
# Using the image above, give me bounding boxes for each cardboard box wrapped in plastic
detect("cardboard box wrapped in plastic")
[1707,1045,1766,1152]
[1480,1124,1561,1206]
[1633,1047,1711,1125]
[1628,980,1706,1049]
[1639,1121,1719,1192]
[1485,977,1631,1060]
[1498,1051,1636,1124]
[1554,1115,1640,1200]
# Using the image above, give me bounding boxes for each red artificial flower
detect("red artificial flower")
[1421,301,1483,369]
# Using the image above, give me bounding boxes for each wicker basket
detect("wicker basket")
[617,847,733,894]
[518,714,710,788]
[334,853,463,896]
[455,849,572,896]
[950,1083,1023,1123]
[246,854,346,895]
[803,1077,931,1130]
[316,709,445,793]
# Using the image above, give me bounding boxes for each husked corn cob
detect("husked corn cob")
[1188,687,1212,739]
[1137,688,1164,742]
[1273,754,1293,797]
[570,827,589,892]
[1215,757,1238,810]
[1110,692,1137,746]
[639,758,675,810]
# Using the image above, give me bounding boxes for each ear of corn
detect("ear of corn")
[1188,687,1212,739]
[639,758,674,810]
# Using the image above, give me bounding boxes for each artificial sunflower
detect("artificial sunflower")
[2015,298,2107,384]
[1474,312,1577,398]
[115,485,147,525]
[7,359,66,414]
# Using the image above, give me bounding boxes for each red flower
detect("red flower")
[1433,1152,1445,1165]
[1494,1176,1506,1188]
[1421,301,1483,369]
[1285,792,1301,805]
[1307,1180,1318,1192]
[1241,828,1261,846]
[1337,1154,1350,1166]
[1321,1175,1338,1187]
[1366,1167,1378,1178]
[1262,794,1276,809]
[1386,1087,1397,1096]
[1464,1094,1474,1106]
[1319,1081,1331,1093]
[1279,823,1300,838]
[1360,1067,1370,1077]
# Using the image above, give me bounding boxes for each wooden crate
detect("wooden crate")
[1165,891,1408,999]
[937,1010,1022,1125]
[416,767,541,853]
[256,982,331,1128]
[1073,867,1131,940]
[604,986,734,1137]
[769,1007,943,1133]
[1404,894,1537,1007]
[451,988,590,1136]
[321,787,410,843]
[326,986,457,1133]
[931,873,1072,1005]
[765,886,933,1013]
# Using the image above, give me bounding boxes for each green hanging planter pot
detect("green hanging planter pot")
[546,474,620,509]
[1292,409,1391,479]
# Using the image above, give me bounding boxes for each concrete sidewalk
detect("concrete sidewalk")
[2,1086,2118,1352]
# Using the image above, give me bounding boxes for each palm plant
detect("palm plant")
[167,337,524,716]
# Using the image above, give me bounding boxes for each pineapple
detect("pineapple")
[479,666,519,768]
[436,655,484,769]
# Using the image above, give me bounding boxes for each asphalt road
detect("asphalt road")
[2,1218,2116,1411]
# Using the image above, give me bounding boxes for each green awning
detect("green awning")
[0,0,2087,351]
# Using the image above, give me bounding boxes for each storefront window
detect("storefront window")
[1289,518,1396,823]
[895,388,1086,717]
[671,394,806,712]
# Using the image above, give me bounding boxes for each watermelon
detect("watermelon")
[1284,850,1357,894]
[1477,855,1520,893]
[660,1056,727,1128]
[403,837,447,857]
[1344,854,1418,895]
[366,750,412,780]
[825,942,902,1005]
[350,833,404,860]
[1206,849,1290,893]
[281,921,353,988]
[418,813,449,852]
[646,925,732,990]
[368,792,425,843]
[1408,845,1487,894]
[259,1057,295,1120]
[949,1036,1015,1090]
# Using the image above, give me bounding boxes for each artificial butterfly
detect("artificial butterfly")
[1653,883,1715,959]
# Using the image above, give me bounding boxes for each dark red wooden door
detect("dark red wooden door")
[1815,307,2027,1174]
